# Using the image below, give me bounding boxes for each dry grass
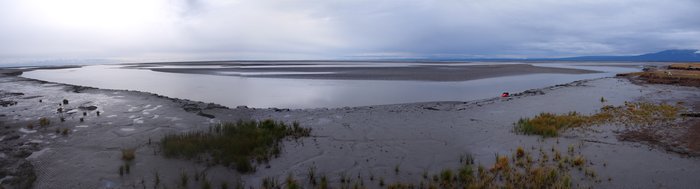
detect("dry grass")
[595,102,682,129]
[516,146,525,158]
[121,148,136,161]
[622,64,700,86]
[515,102,682,137]
[39,117,50,127]
[641,70,700,79]
[572,156,585,167]
[61,128,70,135]
[668,63,700,70]
[254,147,599,189]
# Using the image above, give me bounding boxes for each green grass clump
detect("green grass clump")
[262,177,278,189]
[202,179,212,189]
[285,174,300,189]
[515,112,586,137]
[319,175,328,189]
[180,172,189,187]
[161,120,311,173]
[439,169,454,187]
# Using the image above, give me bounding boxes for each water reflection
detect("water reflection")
[22,63,641,109]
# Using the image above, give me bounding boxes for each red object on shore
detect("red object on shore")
[501,92,510,97]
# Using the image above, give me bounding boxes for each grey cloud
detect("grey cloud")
[1,0,699,65]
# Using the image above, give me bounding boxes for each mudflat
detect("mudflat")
[142,61,599,81]
[0,65,699,188]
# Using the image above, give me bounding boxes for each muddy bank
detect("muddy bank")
[145,62,598,82]
[0,74,253,188]
[620,63,700,87]
[240,76,700,188]
[1,69,699,188]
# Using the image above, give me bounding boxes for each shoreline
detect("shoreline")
[14,70,603,111]
[1,67,699,188]
[19,62,630,109]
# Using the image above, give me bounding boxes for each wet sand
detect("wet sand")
[1,67,699,188]
[141,62,599,81]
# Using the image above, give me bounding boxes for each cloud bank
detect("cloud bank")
[1,0,699,65]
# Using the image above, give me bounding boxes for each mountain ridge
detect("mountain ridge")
[537,49,700,62]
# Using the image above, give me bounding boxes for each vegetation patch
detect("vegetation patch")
[667,63,700,71]
[161,119,311,173]
[621,63,700,86]
[38,117,50,127]
[121,148,136,161]
[253,146,599,189]
[515,102,682,137]
[515,112,586,137]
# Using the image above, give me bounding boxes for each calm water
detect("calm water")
[22,63,641,109]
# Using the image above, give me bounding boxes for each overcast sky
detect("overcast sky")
[1,0,699,65]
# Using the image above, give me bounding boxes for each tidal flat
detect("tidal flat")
[1,61,699,188]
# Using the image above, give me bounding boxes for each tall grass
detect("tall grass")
[251,147,596,189]
[515,112,586,137]
[161,119,311,173]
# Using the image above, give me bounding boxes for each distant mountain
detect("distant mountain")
[551,49,700,62]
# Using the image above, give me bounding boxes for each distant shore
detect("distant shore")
[142,62,599,81]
